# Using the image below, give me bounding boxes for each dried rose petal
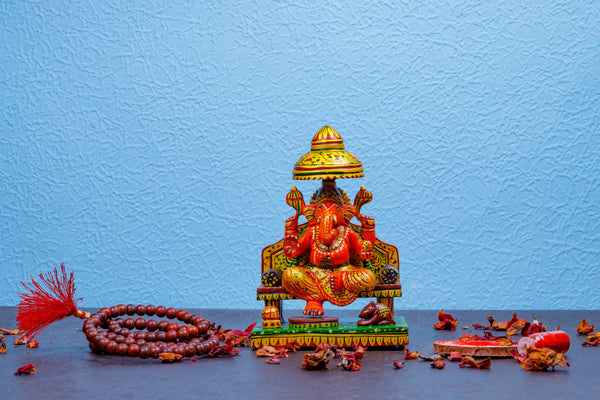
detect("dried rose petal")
[0,343,6,354]
[0,328,20,335]
[515,347,569,371]
[404,348,419,359]
[301,343,335,370]
[459,356,491,369]
[256,346,279,358]
[434,310,458,330]
[158,352,183,362]
[27,340,39,348]
[393,360,405,369]
[448,352,463,362]
[15,364,36,375]
[577,319,595,335]
[472,323,490,330]
[582,332,600,346]
[431,360,446,369]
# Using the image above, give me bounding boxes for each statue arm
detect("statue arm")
[283,215,311,258]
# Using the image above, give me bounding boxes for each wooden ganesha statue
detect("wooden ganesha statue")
[281,126,379,316]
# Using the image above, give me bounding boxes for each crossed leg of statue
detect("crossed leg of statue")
[282,264,376,316]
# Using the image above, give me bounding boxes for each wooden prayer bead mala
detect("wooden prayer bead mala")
[83,304,220,359]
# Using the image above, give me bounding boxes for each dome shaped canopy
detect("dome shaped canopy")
[292,126,364,180]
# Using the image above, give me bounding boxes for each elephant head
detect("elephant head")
[303,181,355,246]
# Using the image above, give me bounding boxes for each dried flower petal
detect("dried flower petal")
[431,360,446,369]
[301,343,335,370]
[404,348,420,359]
[27,340,39,348]
[418,353,442,362]
[582,332,600,346]
[448,352,463,362]
[0,343,6,354]
[393,360,405,369]
[158,352,183,363]
[514,347,569,371]
[256,346,279,358]
[0,328,21,335]
[459,356,491,369]
[577,319,595,335]
[434,309,458,330]
[15,364,36,375]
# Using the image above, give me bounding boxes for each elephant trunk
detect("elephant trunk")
[318,214,338,245]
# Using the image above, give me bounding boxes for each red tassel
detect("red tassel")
[17,265,83,340]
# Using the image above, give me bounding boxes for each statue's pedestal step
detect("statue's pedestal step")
[251,317,408,349]
[288,316,339,329]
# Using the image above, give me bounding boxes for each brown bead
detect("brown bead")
[100,307,111,317]
[114,335,125,344]
[155,331,167,342]
[167,322,179,332]
[165,307,177,319]
[187,325,199,338]
[197,320,210,333]
[123,337,136,346]
[134,318,146,330]
[191,315,203,325]
[149,346,160,358]
[117,304,127,316]
[133,331,145,341]
[114,318,125,326]
[105,341,117,355]
[174,346,186,356]
[165,330,178,342]
[116,343,129,356]
[97,338,109,352]
[177,327,189,341]
[89,341,100,354]
[110,306,120,318]
[176,309,187,321]
[85,329,98,341]
[120,328,131,337]
[135,305,146,315]
[185,344,196,357]
[127,344,140,357]
[145,305,156,316]
[124,318,135,330]
[146,319,158,332]
[94,334,106,344]
[155,306,166,318]
[139,346,150,359]
[106,332,117,341]
[126,304,137,316]
[145,332,157,342]
[136,339,147,347]
[157,321,169,331]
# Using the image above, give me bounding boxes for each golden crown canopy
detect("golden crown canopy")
[292,126,364,180]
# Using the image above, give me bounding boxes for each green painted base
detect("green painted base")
[251,317,409,349]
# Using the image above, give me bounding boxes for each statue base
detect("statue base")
[250,316,408,349]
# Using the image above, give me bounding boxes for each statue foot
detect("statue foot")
[303,301,324,316]
[329,271,344,292]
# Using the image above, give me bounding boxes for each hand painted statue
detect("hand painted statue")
[281,126,378,316]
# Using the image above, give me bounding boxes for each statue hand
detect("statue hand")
[358,214,375,230]
[285,214,299,234]
[360,240,373,260]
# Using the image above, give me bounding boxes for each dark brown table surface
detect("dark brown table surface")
[2,307,599,399]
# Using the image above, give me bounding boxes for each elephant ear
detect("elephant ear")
[303,205,315,224]
[342,205,355,224]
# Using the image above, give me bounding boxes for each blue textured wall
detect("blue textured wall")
[1,1,599,310]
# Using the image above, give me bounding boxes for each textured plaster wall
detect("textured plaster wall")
[1,1,599,310]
